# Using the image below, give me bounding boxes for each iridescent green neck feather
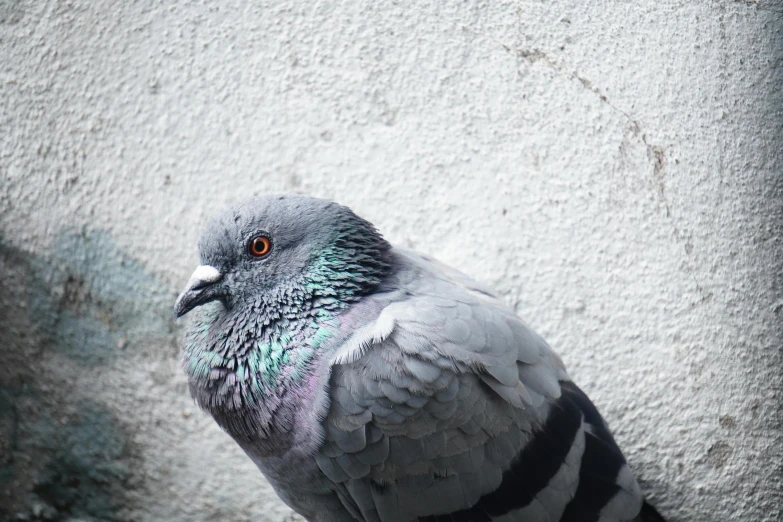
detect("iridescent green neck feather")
[183,212,392,415]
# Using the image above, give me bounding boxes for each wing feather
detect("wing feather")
[316,250,642,521]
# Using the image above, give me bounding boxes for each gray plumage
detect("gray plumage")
[174,194,665,522]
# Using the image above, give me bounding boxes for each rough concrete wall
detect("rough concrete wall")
[1,0,781,521]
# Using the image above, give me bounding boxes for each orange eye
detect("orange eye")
[249,236,272,257]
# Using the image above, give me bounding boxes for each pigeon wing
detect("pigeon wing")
[318,250,643,522]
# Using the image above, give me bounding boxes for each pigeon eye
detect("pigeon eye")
[248,236,272,257]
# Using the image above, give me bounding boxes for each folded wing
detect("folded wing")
[318,250,643,522]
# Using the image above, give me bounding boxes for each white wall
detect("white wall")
[1,1,781,521]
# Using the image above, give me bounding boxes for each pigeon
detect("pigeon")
[174,194,665,522]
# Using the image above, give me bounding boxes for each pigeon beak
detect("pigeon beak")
[174,265,224,319]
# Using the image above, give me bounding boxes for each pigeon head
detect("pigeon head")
[174,194,392,320]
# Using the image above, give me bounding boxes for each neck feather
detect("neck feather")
[183,214,392,428]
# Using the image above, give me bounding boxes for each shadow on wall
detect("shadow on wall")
[0,229,177,521]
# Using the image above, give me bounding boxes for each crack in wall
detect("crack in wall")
[463,26,713,304]
[524,48,713,304]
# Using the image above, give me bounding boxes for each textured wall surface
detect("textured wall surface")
[1,1,781,521]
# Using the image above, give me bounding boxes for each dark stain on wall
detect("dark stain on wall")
[0,229,177,520]
[11,229,177,365]
[1,390,137,521]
